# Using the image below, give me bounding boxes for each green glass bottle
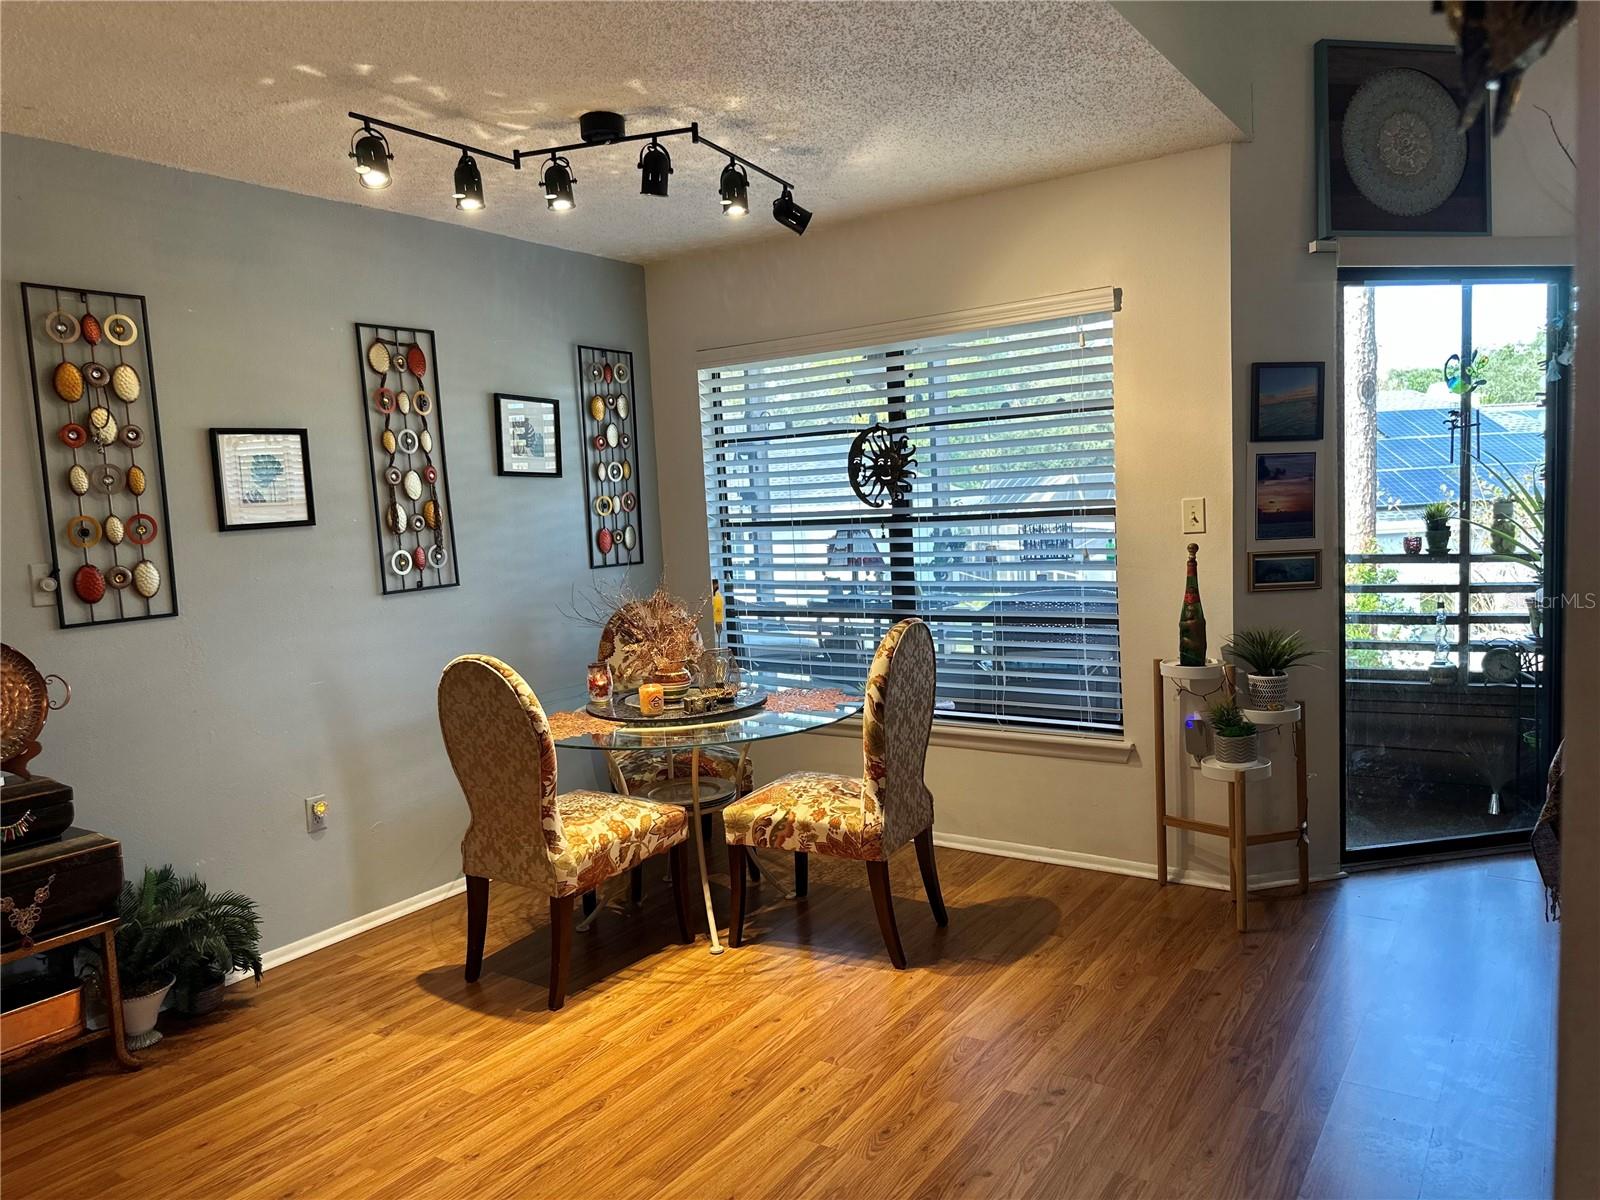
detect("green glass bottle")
[1178,542,1207,666]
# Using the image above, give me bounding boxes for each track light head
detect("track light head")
[542,155,576,211]
[453,151,484,211]
[719,160,749,216]
[638,139,673,198]
[351,126,393,190]
[772,188,811,235]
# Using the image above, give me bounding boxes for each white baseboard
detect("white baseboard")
[229,876,466,984]
[932,831,1344,892]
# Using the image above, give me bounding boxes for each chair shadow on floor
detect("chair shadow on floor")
[729,863,1062,973]
[413,880,693,1018]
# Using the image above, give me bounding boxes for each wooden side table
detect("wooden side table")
[1,917,140,1070]
[1152,657,1309,932]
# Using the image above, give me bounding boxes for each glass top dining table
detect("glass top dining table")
[541,676,863,955]
[541,677,863,752]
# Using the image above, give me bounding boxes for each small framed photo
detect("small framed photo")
[495,394,561,478]
[1251,362,1324,441]
[1249,550,1322,592]
[209,428,314,531]
[1255,450,1317,542]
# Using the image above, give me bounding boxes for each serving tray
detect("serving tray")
[587,686,768,726]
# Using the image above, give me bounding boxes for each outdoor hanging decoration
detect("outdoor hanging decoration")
[847,423,917,509]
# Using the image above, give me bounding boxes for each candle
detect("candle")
[638,683,665,716]
[587,661,612,704]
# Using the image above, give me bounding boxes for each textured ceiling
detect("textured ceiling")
[0,1,1239,263]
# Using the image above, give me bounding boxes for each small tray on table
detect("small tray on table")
[587,685,768,726]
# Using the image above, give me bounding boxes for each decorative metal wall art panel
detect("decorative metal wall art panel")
[20,283,179,629]
[574,344,643,569]
[354,323,460,594]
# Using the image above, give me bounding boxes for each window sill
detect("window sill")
[809,716,1136,764]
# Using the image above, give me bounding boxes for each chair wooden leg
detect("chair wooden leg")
[465,875,489,983]
[581,890,597,917]
[630,865,644,906]
[670,842,693,944]
[747,853,763,881]
[793,851,809,898]
[701,812,715,846]
[914,829,948,927]
[866,860,907,969]
[548,895,574,1010]
[728,844,749,947]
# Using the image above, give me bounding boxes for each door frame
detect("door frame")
[1337,265,1572,866]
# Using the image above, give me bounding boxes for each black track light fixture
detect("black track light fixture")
[772,187,812,236]
[453,150,484,211]
[719,159,749,216]
[542,155,576,211]
[351,125,393,190]
[345,110,815,238]
[638,139,673,198]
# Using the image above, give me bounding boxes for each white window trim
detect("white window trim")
[695,285,1122,371]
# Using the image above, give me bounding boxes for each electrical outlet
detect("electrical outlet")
[1183,712,1209,759]
[305,795,329,833]
[1182,498,1206,534]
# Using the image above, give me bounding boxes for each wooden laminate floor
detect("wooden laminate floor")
[2,848,1557,1200]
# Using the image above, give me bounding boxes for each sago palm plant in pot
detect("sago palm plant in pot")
[1223,627,1320,711]
[1208,701,1259,765]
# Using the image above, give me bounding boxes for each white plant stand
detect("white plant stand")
[1153,658,1309,932]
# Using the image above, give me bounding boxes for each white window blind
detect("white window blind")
[698,299,1122,735]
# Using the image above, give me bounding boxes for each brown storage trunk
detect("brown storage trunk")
[1,777,75,850]
[1,828,122,951]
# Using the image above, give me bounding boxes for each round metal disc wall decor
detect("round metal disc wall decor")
[1340,68,1466,216]
[19,282,179,628]
[354,322,459,594]
[574,343,644,568]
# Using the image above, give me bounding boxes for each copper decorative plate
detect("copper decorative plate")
[1,645,70,769]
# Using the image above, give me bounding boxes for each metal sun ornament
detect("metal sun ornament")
[847,424,917,508]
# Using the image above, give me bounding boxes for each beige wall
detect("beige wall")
[1219,1,1578,884]
[646,145,1242,879]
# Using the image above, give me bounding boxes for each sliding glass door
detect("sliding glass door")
[1340,268,1569,862]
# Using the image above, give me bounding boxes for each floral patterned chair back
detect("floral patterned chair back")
[861,619,937,854]
[437,654,564,896]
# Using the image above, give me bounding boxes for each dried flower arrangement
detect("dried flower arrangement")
[565,582,708,689]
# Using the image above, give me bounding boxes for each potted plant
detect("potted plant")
[1208,701,1258,765]
[171,881,263,1016]
[82,867,263,1047]
[1423,500,1454,555]
[95,866,189,1049]
[1223,627,1319,711]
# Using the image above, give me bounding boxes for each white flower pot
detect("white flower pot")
[1246,674,1290,711]
[1212,732,1258,765]
[122,975,174,1050]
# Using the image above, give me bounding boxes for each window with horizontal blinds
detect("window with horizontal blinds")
[699,303,1121,735]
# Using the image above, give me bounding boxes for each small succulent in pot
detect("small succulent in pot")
[1208,701,1259,765]
[1423,500,1454,555]
[1223,627,1319,711]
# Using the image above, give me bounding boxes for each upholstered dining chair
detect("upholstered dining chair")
[437,654,694,1009]
[722,618,946,968]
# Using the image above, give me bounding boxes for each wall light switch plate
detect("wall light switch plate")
[28,563,58,608]
[305,795,329,833]
[1182,498,1206,534]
